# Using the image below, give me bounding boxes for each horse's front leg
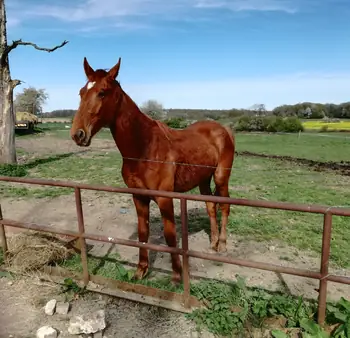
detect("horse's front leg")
[132,194,151,280]
[155,196,182,284]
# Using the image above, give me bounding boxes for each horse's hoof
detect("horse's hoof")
[218,242,227,253]
[171,273,182,285]
[210,242,219,252]
[132,267,148,281]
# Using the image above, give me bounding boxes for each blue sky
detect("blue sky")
[6,0,350,112]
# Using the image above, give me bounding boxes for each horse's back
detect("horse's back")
[173,120,234,155]
[166,120,235,192]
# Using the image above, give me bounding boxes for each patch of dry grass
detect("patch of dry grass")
[6,231,73,274]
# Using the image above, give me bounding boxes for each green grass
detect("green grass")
[235,133,350,162]
[36,127,113,140]
[0,151,123,198]
[16,123,350,162]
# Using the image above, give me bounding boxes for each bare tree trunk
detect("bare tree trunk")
[0,0,16,164]
[0,0,67,165]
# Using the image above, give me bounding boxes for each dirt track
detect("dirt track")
[0,276,201,338]
[237,151,350,176]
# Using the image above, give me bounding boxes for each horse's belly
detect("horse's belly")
[173,165,214,192]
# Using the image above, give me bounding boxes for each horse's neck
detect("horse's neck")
[111,92,155,158]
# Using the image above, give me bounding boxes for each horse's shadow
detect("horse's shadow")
[128,202,218,269]
[125,203,293,297]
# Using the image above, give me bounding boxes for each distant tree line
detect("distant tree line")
[272,102,350,119]
[14,86,350,121]
[44,109,77,118]
[45,102,350,120]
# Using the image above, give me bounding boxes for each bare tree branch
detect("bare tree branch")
[5,39,68,57]
[10,79,24,89]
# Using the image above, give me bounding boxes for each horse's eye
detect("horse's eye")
[98,90,105,98]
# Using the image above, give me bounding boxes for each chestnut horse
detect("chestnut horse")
[71,57,235,284]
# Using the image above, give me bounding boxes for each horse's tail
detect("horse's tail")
[224,124,235,150]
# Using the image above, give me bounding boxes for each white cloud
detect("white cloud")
[25,0,300,22]
[195,0,298,13]
[22,0,192,22]
[9,0,301,33]
[40,72,350,112]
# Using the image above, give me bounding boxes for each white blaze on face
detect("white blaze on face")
[87,81,96,90]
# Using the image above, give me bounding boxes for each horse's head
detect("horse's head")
[71,57,122,146]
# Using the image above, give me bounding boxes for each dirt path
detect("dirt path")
[0,275,203,338]
[237,151,350,176]
[15,131,116,160]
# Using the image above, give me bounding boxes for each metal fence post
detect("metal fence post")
[0,205,8,262]
[74,188,90,286]
[180,198,190,308]
[317,212,332,325]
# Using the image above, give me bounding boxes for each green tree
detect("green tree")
[14,87,48,115]
[140,99,165,120]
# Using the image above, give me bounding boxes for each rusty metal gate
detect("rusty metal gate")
[1,176,350,324]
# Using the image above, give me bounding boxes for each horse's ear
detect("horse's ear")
[108,57,121,79]
[83,57,95,80]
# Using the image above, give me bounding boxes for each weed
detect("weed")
[326,297,350,337]
[187,277,249,335]
[0,164,27,177]
[60,277,87,301]
[249,290,316,327]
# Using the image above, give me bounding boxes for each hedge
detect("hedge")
[233,116,304,133]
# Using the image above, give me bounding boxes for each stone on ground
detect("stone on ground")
[44,299,57,316]
[56,301,70,315]
[68,309,106,335]
[36,325,57,338]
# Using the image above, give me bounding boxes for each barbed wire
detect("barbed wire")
[119,154,350,170]
[121,156,234,170]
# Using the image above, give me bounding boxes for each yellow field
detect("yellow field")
[303,120,350,130]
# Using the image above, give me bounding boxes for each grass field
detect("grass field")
[30,122,350,161]
[2,124,350,336]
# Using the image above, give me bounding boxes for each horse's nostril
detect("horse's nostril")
[76,129,85,140]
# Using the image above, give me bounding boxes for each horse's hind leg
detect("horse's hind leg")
[214,165,232,253]
[199,177,219,251]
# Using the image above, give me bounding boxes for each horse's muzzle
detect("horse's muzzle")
[72,129,91,147]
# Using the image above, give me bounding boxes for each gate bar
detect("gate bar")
[74,187,90,286]
[0,205,8,261]
[2,217,350,285]
[317,212,333,325]
[1,176,350,216]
